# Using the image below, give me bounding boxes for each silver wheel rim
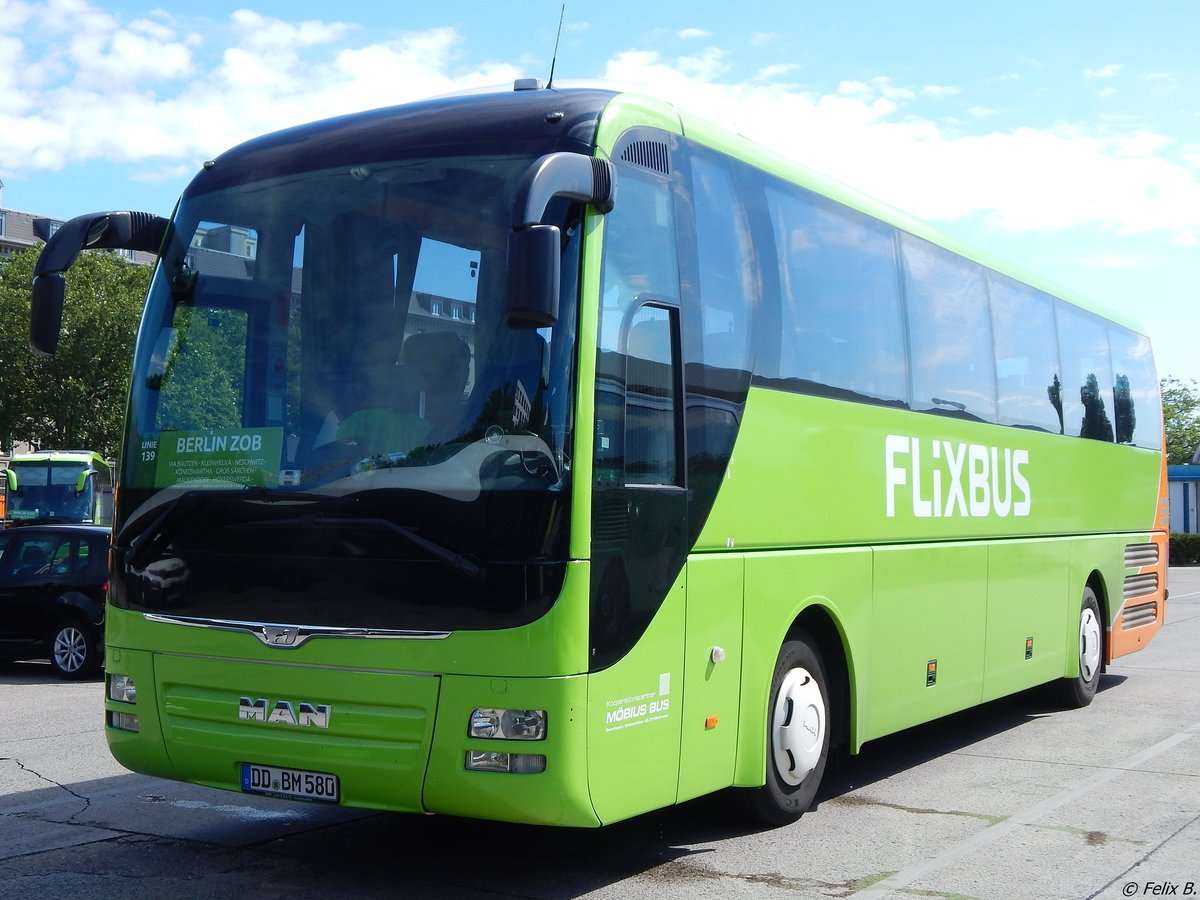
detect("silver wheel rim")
[53,626,88,673]
[1079,606,1101,683]
[772,667,825,787]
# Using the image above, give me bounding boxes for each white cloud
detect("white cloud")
[598,54,1200,241]
[921,84,961,99]
[1084,64,1122,79]
[678,28,710,40]
[0,6,521,169]
[4,1,1199,249]
[757,63,802,81]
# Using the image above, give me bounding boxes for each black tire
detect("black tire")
[48,619,101,680]
[740,634,831,826]
[1053,586,1103,708]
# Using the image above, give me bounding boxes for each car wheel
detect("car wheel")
[48,620,101,680]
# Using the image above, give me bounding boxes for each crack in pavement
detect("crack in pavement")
[1,757,92,821]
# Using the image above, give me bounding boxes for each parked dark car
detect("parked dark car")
[0,524,109,679]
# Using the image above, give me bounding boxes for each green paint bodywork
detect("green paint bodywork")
[103,88,1165,827]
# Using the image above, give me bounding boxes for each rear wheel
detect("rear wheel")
[48,620,101,680]
[741,634,830,826]
[1054,586,1103,708]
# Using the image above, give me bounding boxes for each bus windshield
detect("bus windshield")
[6,459,95,524]
[116,151,579,631]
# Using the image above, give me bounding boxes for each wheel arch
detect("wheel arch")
[735,598,857,787]
[51,590,105,627]
[785,605,853,755]
[1085,569,1111,669]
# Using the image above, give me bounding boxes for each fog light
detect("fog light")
[108,674,137,704]
[468,708,546,740]
[465,751,546,774]
[108,711,140,732]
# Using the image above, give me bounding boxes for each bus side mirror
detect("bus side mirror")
[75,470,92,495]
[29,210,167,356]
[30,274,66,356]
[4,469,18,493]
[505,152,615,329]
[506,226,562,328]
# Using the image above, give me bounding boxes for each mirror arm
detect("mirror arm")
[30,211,167,356]
[506,154,615,329]
[511,153,615,230]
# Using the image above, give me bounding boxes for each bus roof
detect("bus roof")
[8,450,108,465]
[184,81,1149,338]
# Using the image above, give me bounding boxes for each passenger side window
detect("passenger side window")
[763,183,908,406]
[1056,302,1114,441]
[1108,326,1162,449]
[989,274,1063,433]
[690,151,754,373]
[901,233,997,422]
[596,163,681,486]
[7,537,61,576]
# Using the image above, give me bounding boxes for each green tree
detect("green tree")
[0,245,149,457]
[1162,376,1200,465]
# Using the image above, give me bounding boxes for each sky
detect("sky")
[3,0,1199,383]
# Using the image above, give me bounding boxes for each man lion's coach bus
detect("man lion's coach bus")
[3,449,114,527]
[29,82,1167,826]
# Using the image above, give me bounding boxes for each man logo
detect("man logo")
[239,697,331,728]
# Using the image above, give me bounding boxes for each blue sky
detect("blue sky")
[4,0,1199,383]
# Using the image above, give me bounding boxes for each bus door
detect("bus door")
[589,300,689,822]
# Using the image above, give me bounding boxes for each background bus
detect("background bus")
[30,83,1167,827]
[2,450,114,527]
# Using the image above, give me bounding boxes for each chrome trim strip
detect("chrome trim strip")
[143,613,452,647]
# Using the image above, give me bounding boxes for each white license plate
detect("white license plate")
[241,763,339,803]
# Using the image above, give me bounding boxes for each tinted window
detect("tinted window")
[901,233,996,421]
[764,183,907,405]
[989,273,1063,433]
[596,164,681,485]
[1109,326,1162,450]
[1056,302,1114,441]
[154,304,250,432]
[5,535,63,576]
[691,151,754,373]
[624,305,680,486]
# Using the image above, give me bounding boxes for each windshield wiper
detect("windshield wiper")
[230,513,487,585]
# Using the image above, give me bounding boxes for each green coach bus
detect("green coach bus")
[3,450,114,527]
[30,82,1167,826]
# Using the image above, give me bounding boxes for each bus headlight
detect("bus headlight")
[108,673,137,704]
[108,711,140,733]
[468,708,546,741]
[465,751,547,774]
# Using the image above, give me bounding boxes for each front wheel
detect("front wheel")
[48,620,101,680]
[741,635,831,826]
[1053,586,1103,708]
